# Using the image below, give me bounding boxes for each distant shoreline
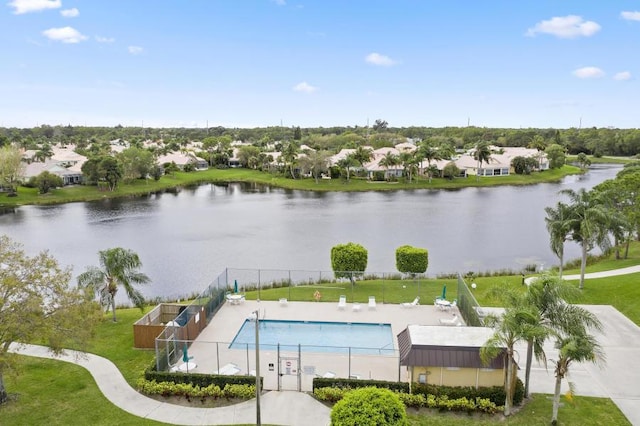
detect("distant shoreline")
[1,165,588,209]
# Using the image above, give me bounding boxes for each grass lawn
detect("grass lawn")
[408,394,630,425]
[0,165,582,208]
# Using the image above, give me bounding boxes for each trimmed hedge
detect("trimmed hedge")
[411,378,525,406]
[313,377,409,393]
[395,245,428,275]
[137,379,256,400]
[315,387,500,415]
[145,359,260,388]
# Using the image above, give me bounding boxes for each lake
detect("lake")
[0,165,621,301]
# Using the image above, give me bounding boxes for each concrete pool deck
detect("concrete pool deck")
[182,299,463,391]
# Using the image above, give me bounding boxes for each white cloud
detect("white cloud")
[95,36,115,43]
[526,15,601,38]
[42,26,87,43]
[365,52,396,66]
[272,0,286,5]
[60,8,79,18]
[128,46,144,55]
[8,0,60,14]
[614,71,632,81]
[621,11,640,21]
[572,67,605,79]
[293,81,318,93]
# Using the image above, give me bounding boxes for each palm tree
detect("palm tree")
[550,325,604,425]
[77,248,150,322]
[280,142,299,179]
[336,154,357,182]
[418,141,444,183]
[398,151,418,183]
[560,188,622,289]
[521,275,584,398]
[481,306,541,416]
[379,152,399,180]
[544,202,572,278]
[352,146,373,171]
[473,141,492,182]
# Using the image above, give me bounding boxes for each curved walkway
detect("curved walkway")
[8,343,331,426]
[525,264,640,285]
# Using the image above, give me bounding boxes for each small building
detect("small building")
[397,325,508,388]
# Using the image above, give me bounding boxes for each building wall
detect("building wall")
[411,366,504,388]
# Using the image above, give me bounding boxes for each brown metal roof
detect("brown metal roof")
[398,326,506,369]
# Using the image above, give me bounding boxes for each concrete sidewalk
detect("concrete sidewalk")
[8,343,331,426]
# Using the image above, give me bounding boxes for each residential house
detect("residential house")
[157,152,208,170]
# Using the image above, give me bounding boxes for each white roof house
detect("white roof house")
[157,152,208,170]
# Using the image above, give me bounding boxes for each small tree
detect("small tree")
[331,242,368,287]
[0,235,101,404]
[395,245,428,277]
[330,387,407,426]
[442,162,459,180]
[546,144,566,169]
[30,171,64,194]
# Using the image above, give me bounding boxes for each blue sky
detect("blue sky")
[2,0,640,129]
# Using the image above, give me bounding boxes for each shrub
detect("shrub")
[395,245,428,276]
[410,381,524,407]
[330,387,408,426]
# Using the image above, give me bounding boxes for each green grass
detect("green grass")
[0,357,161,426]
[0,165,582,208]
[408,394,630,425]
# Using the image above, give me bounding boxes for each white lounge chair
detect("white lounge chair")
[338,295,347,310]
[279,298,288,307]
[323,371,336,378]
[439,314,461,326]
[401,296,420,307]
[215,363,241,375]
[368,296,376,310]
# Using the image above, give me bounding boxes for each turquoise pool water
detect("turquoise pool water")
[229,319,395,355]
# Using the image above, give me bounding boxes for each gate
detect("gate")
[277,347,301,391]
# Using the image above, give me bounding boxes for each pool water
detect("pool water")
[229,319,395,355]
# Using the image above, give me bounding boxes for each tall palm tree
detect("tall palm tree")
[379,152,399,180]
[544,202,572,278]
[336,154,357,182]
[473,141,492,182]
[481,306,541,416]
[560,188,622,289]
[550,325,604,425]
[78,248,150,322]
[521,275,583,398]
[398,151,418,183]
[280,142,299,179]
[352,146,373,170]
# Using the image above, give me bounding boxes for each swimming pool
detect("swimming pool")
[229,319,395,355]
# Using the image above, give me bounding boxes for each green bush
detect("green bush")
[330,242,368,282]
[313,377,409,393]
[411,379,525,407]
[314,387,348,403]
[137,379,256,400]
[330,387,408,426]
[395,245,428,276]
[145,360,259,389]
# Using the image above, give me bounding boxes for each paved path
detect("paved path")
[525,264,640,285]
[8,343,331,426]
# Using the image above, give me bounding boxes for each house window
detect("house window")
[418,373,427,384]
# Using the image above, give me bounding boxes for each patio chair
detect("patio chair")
[439,314,461,326]
[368,296,377,310]
[279,298,288,307]
[401,296,420,307]
[338,295,347,310]
[215,363,241,375]
[323,371,336,378]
